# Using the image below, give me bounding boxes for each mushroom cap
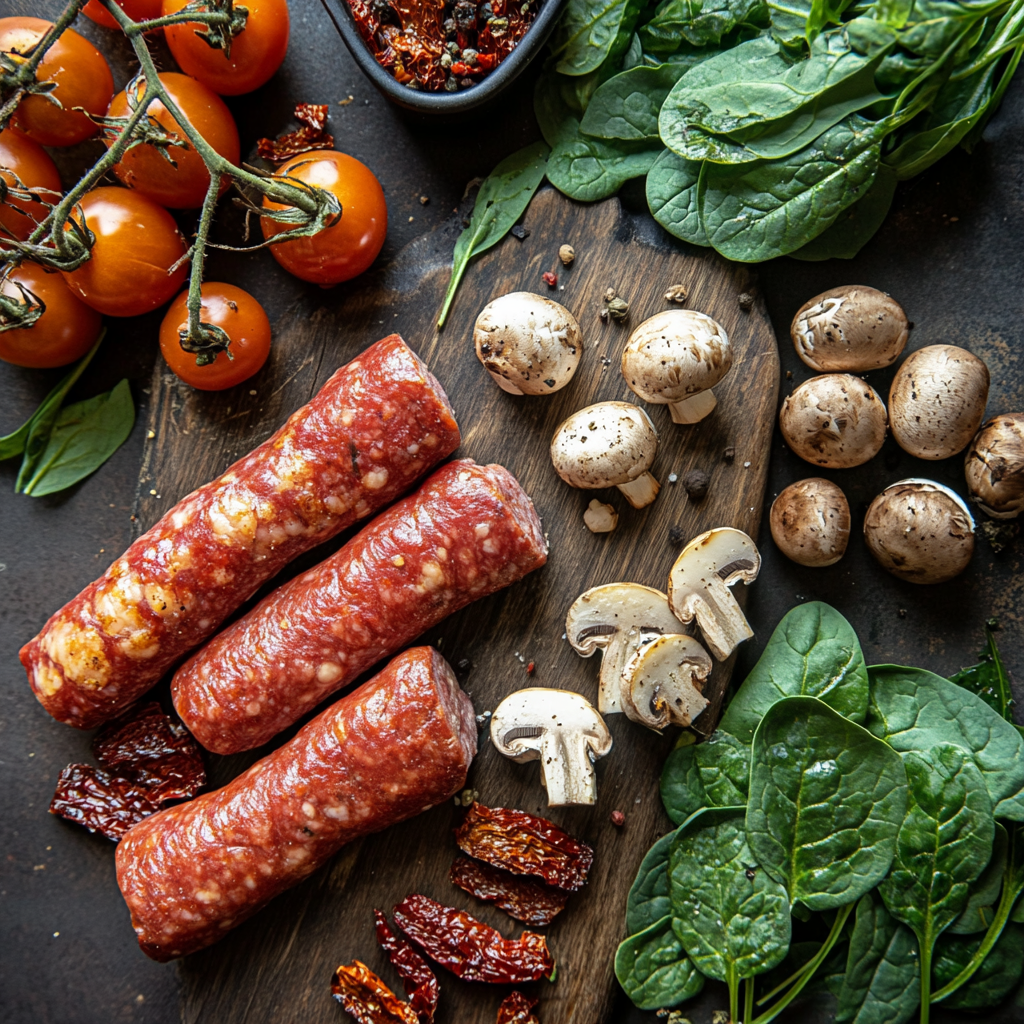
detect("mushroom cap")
[770,478,851,567]
[621,309,732,404]
[474,291,582,396]
[490,687,612,760]
[889,344,989,460]
[550,401,658,489]
[863,478,975,584]
[779,373,888,469]
[621,633,711,731]
[791,285,909,372]
[965,413,1024,519]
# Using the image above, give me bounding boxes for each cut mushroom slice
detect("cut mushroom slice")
[490,688,613,807]
[668,527,761,662]
[565,583,686,714]
[621,633,711,732]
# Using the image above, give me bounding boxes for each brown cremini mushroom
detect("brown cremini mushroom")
[965,413,1024,519]
[770,478,851,567]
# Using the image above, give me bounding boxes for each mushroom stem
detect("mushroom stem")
[539,730,600,806]
[668,389,717,425]
[617,472,661,509]
[681,583,754,661]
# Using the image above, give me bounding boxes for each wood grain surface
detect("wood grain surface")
[132,188,779,1024]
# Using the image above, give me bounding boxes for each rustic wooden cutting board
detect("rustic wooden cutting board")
[132,188,779,1024]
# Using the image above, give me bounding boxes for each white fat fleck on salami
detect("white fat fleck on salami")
[208,492,259,545]
[40,619,109,690]
[361,469,389,490]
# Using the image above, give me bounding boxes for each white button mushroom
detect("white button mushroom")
[779,374,888,469]
[490,688,613,806]
[791,286,909,372]
[769,478,851,567]
[965,413,1024,519]
[565,582,687,714]
[620,309,732,424]
[621,633,711,732]
[473,291,582,396]
[550,401,661,508]
[889,345,989,460]
[863,478,975,584]
[667,527,761,662]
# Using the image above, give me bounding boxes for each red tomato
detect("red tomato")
[107,73,240,209]
[159,283,271,390]
[0,262,102,368]
[60,187,188,318]
[162,0,289,96]
[0,128,61,241]
[260,151,387,286]
[0,18,114,147]
[83,0,163,30]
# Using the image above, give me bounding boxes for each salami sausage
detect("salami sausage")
[173,459,547,753]
[21,335,460,730]
[116,646,477,961]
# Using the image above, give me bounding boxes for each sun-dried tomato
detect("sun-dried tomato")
[374,910,439,1024]
[392,894,555,983]
[332,961,419,1024]
[454,803,593,892]
[450,857,568,926]
[257,103,335,163]
[49,764,163,841]
[497,991,540,1024]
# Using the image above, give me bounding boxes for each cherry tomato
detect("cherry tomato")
[162,0,289,96]
[260,151,387,285]
[159,283,271,390]
[61,187,188,318]
[107,73,240,209]
[0,18,114,147]
[0,128,61,242]
[0,262,102,368]
[83,0,163,31]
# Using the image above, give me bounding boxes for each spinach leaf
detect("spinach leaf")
[646,148,709,245]
[898,0,1005,58]
[949,823,1008,935]
[627,826,679,932]
[768,0,858,48]
[933,923,1024,1009]
[640,0,769,50]
[867,665,1024,820]
[581,63,691,140]
[547,130,662,201]
[948,620,1015,722]
[622,31,644,69]
[696,729,751,804]
[615,916,705,1009]
[551,0,643,76]
[661,742,708,825]
[747,696,907,910]
[436,142,549,327]
[19,379,135,497]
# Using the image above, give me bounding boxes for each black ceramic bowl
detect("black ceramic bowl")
[319,0,564,114]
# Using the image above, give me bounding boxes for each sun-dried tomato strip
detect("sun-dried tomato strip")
[393,894,555,983]
[257,103,335,162]
[450,857,569,926]
[332,961,419,1024]
[374,909,439,1024]
[454,803,593,892]
[49,764,163,841]
[497,991,540,1024]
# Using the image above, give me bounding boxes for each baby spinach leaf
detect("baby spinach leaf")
[615,916,706,1009]
[627,826,679,932]
[747,696,907,910]
[949,823,1008,935]
[661,743,708,825]
[898,0,1004,58]
[695,730,751,804]
[933,923,1024,1009]
[581,63,691,140]
[547,130,662,201]
[640,0,769,50]
[551,0,643,76]
[948,620,1015,722]
[646,148,710,245]
[867,665,1024,820]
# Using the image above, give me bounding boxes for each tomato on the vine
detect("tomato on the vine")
[0,129,62,242]
[61,187,188,318]
[0,18,114,147]
[107,73,240,209]
[260,151,387,286]
[161,0,290,96]
[83,0,163,31]
[0,262,102,369]
[159,283,271,390]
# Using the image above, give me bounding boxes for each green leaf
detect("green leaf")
[661,743,708,825]
[696,729,751,805]
[627,826,678,932]
[615,916,705,1009]
[933,922,1024,1009]
[949,823,1008,935]
[948,620,1015,722]
[551,0,643,76]
[898,0,1005,58]
[640,0,769,50]
[581,63,691,140]
[436,142,549,327]
[747,695,908,910]
[646,148,710,245]
[547,130,662,201]
[867,665,1024,820]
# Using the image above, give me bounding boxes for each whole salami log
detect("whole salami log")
[173,459,547,754]
[21,335,460,730]
[116,646,477,961]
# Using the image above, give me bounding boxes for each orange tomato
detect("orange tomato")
[107,73,240,209]
[260,151,387,285]
[0,17,114,147]
[60,187,188,317]
[0,262,102,368]
[0,128,61,241]
[83,0,163,30]
[162,0,289,96]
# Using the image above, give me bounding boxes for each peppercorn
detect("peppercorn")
[738,291,754,311]
[668,525,685,545]
[723,446,736,462]
[610,810,625,827]
[683,469,709,500]
[559,244,575,266]
[664,284,688,304]
[542,271,558,288]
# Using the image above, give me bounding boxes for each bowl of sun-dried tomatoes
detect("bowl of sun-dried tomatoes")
[319,0,563,113]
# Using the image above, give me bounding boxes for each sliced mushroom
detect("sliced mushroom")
[791,286,909,372]
[490,688,613,806]
[565,583,685,714]
[474,292,582,396]
[863,478,975,584]
[770,478,851,567]
[583,498,619,533]
[779,374,888,469]
[621,633,711,732]
[621,310,732,424]
[889,345,989,460]
[965,413,1024,519]
[550,401,660,508]
[667,527,761,661]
